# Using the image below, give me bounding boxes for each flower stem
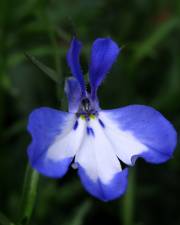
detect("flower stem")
[18,165,39,225]
[122,168,136,225]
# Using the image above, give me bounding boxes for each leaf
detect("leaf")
[25,53,59,84]
[2,119,26,140]
[132,17,179,63]
[7,47,66,67]
[152,52,180,111]
[0,211,15,225]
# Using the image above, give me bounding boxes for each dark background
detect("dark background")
[0,0,180,225]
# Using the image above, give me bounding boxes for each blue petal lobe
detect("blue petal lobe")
[75,118,128,201]
[101,105,177,164]
[89,38,120,99]
[27,107,74,178]
[67,37,86,96]
[78,166,128,201]
[64,77,81,113]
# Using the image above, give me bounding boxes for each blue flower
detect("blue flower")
[27,37,177,201]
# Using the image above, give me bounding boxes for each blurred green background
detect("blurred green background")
[0,0,180,225]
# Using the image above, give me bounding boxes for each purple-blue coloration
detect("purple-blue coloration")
[98,118,105,128]
[65,77,82,113]
[73,120,78,130]
[27,37,177,202]
[27,107,73,178]
[103,105,177,164]
[78,166,128,201]
[66,37,86,96]
[86,127,95,136]
[89,38,120,99]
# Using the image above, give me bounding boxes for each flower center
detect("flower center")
[76,97,98,120]
[73,98,105,132]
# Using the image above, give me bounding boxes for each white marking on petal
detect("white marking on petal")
[71,162,78,169]
[75,118,122,184]
[47,116,86,161]
[99,111,148,165]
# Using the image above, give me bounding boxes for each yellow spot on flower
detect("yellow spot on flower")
[80,115,86,120]
[90,114,95,119]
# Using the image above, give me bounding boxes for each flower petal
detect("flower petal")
[64,77,81,113]
[100,105,177,165]
[27,107,85,178]
[67,37,86,96]
[89,38,120,99]
[75,118,128,201]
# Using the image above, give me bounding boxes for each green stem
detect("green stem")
[0,212,15,225]
[122,168,136,225]
[18,165,39,225]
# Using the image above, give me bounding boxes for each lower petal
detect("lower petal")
[75,118,128,201]
[27,107,85,178]
[100,105,177,165]
[78,166,128,201]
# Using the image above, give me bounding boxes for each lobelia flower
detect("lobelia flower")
[27,37,177,201]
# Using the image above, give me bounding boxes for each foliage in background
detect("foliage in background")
[0,0,180,225]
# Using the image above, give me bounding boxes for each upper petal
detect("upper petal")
[75,118,128,201]
[64,77,81,113]
[89,38,120,99]
[27,107,85,178]
[100,105,177,165]
[67,37,86,96]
